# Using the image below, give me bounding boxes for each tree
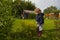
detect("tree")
[44,6,57,13]
[12,0,36,18]
[25,1,36,10]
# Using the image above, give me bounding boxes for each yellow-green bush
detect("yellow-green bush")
[11,19,37,39]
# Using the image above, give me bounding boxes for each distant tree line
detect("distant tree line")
[44,6,60,14]
[44,6,60,19]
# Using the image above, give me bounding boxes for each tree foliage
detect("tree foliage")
[0,0,13,40]
[12,0,36,18]
[44,6,57,13]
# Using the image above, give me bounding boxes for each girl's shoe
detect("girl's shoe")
[37,31,42,37]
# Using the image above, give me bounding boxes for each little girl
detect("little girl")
[34,8,44,37]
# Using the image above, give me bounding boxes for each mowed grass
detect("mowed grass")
[12,19,56,32]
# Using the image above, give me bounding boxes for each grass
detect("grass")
[44,19,55,30]
[10,18,60,40]
[12,18,56,32]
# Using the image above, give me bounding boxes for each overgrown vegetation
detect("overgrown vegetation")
[0,0,36,40]
[9,19,60,40]
[0,0,60,40]
[0,0,13,40]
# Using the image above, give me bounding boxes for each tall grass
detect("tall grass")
[11,19,56,33]
[9,19,60,40]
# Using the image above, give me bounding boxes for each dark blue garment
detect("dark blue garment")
[36,13,44,24]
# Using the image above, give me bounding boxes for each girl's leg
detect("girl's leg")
[37,24,43,37]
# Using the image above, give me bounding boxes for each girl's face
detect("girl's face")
[35,9,41,14]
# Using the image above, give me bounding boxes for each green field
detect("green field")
[10,18,60,40]
[12,19,55,31]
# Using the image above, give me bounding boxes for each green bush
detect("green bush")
[0,16,14,40]
[0,0,14,40]
[10,19,37,39]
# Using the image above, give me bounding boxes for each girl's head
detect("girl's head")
[34,8,41,14]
